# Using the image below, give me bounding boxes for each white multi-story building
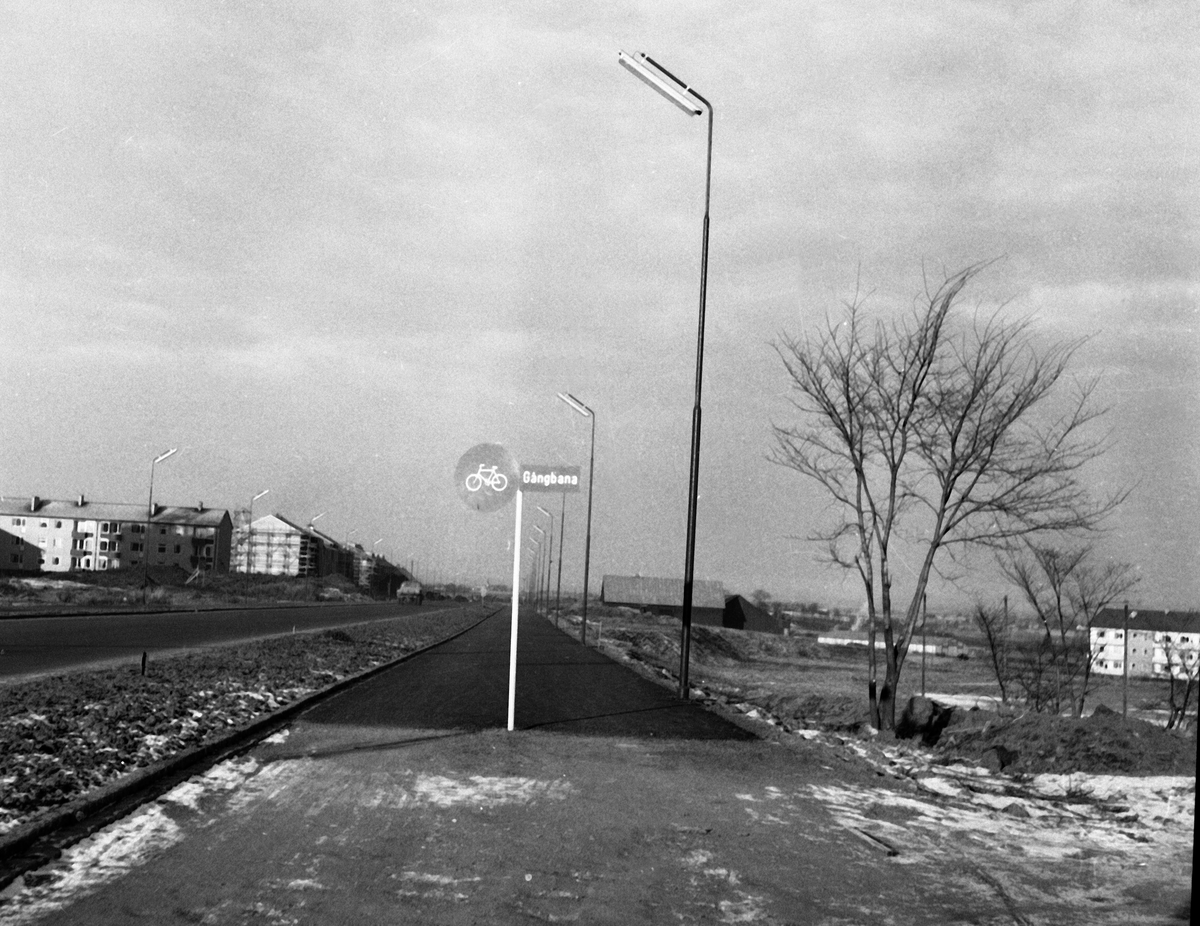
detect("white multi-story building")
[240,514,329,577]
[1091,608,1200,680]
[0,495,232,575]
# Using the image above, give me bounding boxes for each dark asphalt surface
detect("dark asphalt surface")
[303,607,755,739]
[0,601,440,680]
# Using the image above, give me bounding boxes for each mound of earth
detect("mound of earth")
[936,705,1196,776]
[754,691,871,733]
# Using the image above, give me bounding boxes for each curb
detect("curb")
[0,606,500,890]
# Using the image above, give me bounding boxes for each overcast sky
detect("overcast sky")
[1,2,1196,612]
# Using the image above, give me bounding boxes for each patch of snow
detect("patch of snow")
[412,774,573,808]
[0,805,182,925]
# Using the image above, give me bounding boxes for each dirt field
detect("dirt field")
[578,606,1196,776]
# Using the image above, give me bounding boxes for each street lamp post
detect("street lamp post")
[307,512,326,579]
[618,50,713,700]
[556,491,566,624]
[557,392,595,644]
[527,540,540,606]
[246,488,269,576]
[143,448,178,602]
[532,525,546,614]
[535,505,554,618]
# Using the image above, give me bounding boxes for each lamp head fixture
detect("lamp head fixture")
[556,392,593,418]
[618,51,702,116]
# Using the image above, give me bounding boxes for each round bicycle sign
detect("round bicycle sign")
[455,443,519,513]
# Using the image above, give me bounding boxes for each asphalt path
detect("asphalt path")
[0,601,448,681]
[303,606,756,739]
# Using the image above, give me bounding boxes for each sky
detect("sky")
[1,1,1196,613]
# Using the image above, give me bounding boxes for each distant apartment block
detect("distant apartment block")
[239,514,325,577]
[1091,608,1200,680]
[0,495,232,575]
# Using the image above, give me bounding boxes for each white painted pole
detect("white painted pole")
[508,489,523,731]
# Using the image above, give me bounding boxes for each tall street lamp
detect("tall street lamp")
[246,488,269,575]
[555,492,566,623]
[618,50,713,700]
[143,447,178,601]
[557,392,595,644]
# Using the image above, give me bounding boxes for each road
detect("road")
[0,601,449,681]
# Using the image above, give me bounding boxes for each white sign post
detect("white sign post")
[456,443,522,731]
[507,489,522,731]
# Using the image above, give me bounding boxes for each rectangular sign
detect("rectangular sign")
[520,464,581,493]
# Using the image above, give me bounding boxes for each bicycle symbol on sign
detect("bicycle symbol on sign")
[464,464,509,493]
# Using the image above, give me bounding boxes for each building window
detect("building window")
[99,539,110,552]
[174,544,182,554]
[52,557,60,566]
[158,543,167,554]
[111,522,121,533]
[55,520,63,528]
[39,520,48,528]
[11,537,22,547]
[99,558,108,570]
[10,518,24,527]
[130,523,145,534]
[130,541,143,553]
[159,527,167,535]
[8,554,18,564]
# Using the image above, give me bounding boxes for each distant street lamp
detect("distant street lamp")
[618,50,713,700]
[526,540,541,605]
[245,488,269,575]
[535,505,555,617]
[143,447,178,601]
[557,392,595,644]
[532,525,547,613]
[307,512,326,578]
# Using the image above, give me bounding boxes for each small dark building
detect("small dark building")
[721,594,785,635]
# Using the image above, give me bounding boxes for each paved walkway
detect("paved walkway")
[302,606,755,739]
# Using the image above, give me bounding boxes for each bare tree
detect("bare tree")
[1161,635,1200,730]
[771,262,1123,730]
[1001,542,1137,718]
[973,600,1013,703]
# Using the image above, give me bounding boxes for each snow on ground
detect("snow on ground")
[0,757,264,925]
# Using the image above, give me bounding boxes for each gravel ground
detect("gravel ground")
[0,608,485,836]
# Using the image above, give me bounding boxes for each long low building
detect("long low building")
[601,574,727,626]
[0,495,232,575]
[599,575,786,634]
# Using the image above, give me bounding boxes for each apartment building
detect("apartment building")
[1091,608,1200,680]
[0,495,232,575]
[240,514,329,577]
